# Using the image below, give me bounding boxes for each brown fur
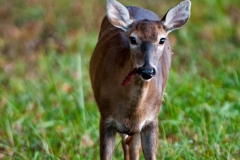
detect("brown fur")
[90,6,172,160]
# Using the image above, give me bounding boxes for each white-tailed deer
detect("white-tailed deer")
[90,0,191,159]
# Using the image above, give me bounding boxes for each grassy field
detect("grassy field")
[0,0,240,159]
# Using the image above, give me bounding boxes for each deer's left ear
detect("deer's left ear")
[161,0,191,33]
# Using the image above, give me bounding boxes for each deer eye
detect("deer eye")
[159,38,166,44]
[129,37,137,45]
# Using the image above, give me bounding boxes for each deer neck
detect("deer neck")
[128,75,151,111]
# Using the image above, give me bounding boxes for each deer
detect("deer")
[90,0,191,159]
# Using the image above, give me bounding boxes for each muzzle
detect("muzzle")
[122,66,156,86]
[137,66,156,80]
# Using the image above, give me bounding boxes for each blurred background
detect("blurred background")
[0,0,239,159]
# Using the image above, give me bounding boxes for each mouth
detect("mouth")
[122,67,155,86]
[122,68,138,86]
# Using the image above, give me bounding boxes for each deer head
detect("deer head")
[107,0,191,83]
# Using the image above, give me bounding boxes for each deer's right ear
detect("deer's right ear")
[106,0,133,31]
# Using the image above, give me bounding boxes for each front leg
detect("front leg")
[100,118,116,160]
[141,119,158,160]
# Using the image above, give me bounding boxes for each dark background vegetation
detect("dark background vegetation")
[0,0,240,159]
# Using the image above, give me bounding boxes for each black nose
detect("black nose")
[137,67,156,80]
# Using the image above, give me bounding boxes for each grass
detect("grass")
[0,0,240,159]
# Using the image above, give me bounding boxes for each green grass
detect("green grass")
[0,0,240,159]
